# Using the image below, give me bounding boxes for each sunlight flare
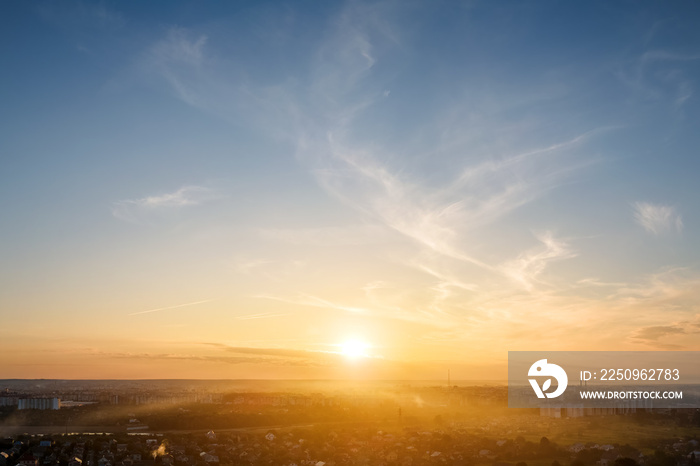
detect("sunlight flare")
[339,339,371,359]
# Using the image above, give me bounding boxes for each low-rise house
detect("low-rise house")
[18,452,39,466]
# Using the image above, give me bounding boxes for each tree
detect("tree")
[539,437,555,457]
[613,458,638,466]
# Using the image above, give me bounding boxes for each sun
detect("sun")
[340,339,371,359]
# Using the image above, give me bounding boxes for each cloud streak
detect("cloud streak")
[501,232,577,290]
[112,185,217,223]
[618,48,700,109]
[129,298,214,316]
[633,202,683,235]
[148,28,209,108]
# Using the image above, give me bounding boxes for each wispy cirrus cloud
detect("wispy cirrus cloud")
[141,26,297,134]
[136,9,594,281]
[309,129,593,276]
[147,28,210,108]
[112,185,217,223]
[128,298,214,316]
[633,202,683,235]
[279,4,601,286]
[613,267,700,304]
[618,48,700,109]
[501,232,577,290]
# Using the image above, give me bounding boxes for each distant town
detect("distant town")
[1,380,698,466]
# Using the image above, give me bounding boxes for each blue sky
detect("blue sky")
[2,1,700,378]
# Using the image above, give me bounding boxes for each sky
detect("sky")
[2,0,700,380]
